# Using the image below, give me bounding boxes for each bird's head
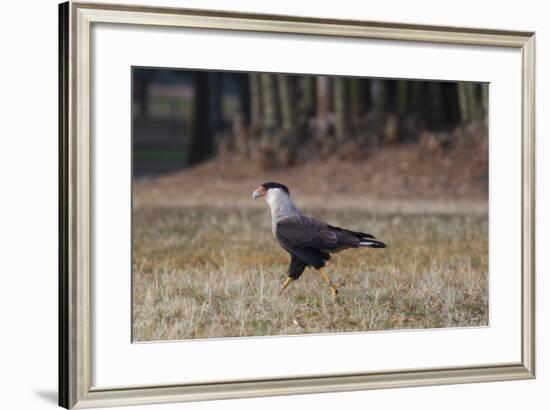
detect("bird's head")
[252,182,290,201]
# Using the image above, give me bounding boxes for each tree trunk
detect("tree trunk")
[189,72,215,165]
[412,81,424,117]
[396,80,408,117]
[260,73,279,132]
[333,77,349,141]
[427,82,445,130]
[349,78,363,129]
[237,73,251,125]
[206,72,222,138]
[299,76,316,119]
[136,76,151,119]
[316,76,331,137]
[370,79,387,114]
[277,75,298,132]
[249,73,262,131]
[457,82,470,123]
[466,83,479,122]
[481,83,489,121]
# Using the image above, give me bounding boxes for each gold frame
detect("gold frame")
[59,2,536,408]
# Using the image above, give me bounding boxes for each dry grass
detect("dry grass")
[132,200,488,341]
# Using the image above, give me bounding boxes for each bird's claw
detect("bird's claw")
[279,277,294,296]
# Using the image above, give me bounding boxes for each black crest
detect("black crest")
[261,182,290,195]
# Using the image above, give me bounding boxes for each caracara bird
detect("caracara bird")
[252,182,385,298]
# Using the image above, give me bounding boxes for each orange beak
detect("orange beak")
[252,186,267,199]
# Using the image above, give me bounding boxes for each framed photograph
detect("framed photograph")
[59,1,535,408]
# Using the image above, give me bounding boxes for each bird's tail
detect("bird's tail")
[359,238,386,248]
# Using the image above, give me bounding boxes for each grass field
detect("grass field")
[132,198,488,341]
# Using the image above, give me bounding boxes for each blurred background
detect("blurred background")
[132,68,488,200]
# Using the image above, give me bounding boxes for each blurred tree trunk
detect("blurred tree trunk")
[481,83,489,121]
[457,82,478,123]
[260,74,279,132]
[206,72,222,138]
[410,81,424,120]
[249,74,262,131]
[227,74,251,158]
[466,83,479,122]
[237,74,250,125]
[441,83,461,128]
[457,83,467,123]
[370,79,387,114]
[316,76,331,137]
[277,75,297,132]
[136,76,151,118]
[396,80,408,117]
[189,72,215,164]
[299,76,316,119]
[427,82,445,130]
[333,77,349,141]
[349,78,363,129]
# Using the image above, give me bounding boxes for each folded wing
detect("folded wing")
[276,215,381,269]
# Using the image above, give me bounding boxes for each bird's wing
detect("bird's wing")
[275,215,340,250]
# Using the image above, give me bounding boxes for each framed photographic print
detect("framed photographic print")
[59,1,535,408]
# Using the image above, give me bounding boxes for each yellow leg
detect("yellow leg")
[279,277,294,295]
[318,268,340,299]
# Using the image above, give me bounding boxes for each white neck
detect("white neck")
[265,188,298,222]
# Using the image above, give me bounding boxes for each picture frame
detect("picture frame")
[59,1,535,408]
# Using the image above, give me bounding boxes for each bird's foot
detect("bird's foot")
[330,283,341,299]
[279,277,294,296]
